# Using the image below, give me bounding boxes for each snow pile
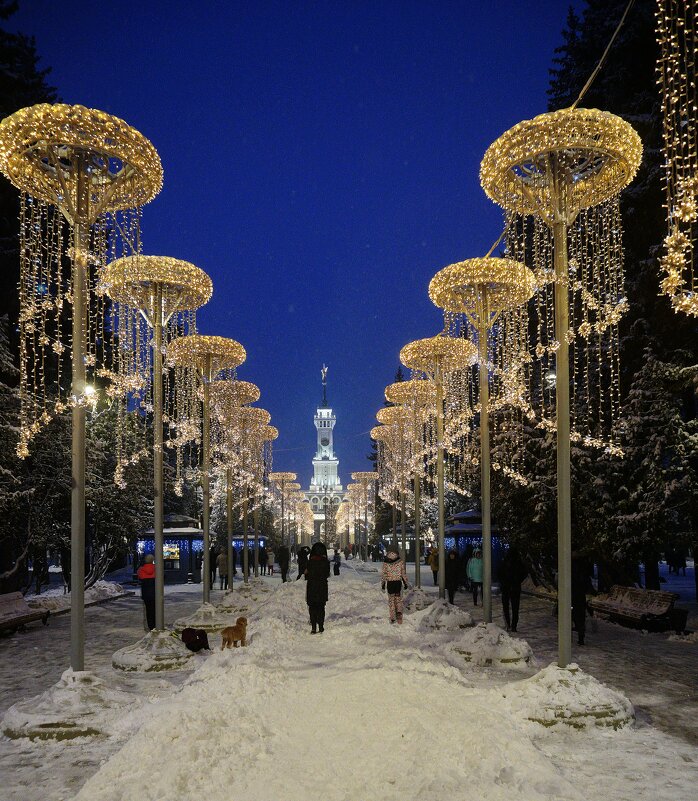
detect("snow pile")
[411,598,474,631]
[402,586,433,612]
[73,647,584,801]
[502,663,634,730]
[26,580,127,612]
[448,622,534,669]
[173,602,240,633]
[112,629,195,673]
[667,631,698,643]
[2,670,137,741]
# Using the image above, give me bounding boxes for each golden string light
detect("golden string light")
[482,108,642,451]
[0,103,163,458]
[100,255,212,486]
[481,106,641,666]
[657,0,698,316]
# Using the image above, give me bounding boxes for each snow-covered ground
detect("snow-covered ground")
[1,561,697,801]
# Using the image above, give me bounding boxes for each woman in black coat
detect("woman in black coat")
[305,542,330,633]
[445,550,460,605]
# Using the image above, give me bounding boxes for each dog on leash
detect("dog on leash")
[221,617,248,649]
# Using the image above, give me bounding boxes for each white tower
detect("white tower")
[306,365,345,541]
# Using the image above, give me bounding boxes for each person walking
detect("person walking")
[427,548,439,586]
[499,546,527,632]
[258,545,267,575]
[266,546,275,576]
[332,549,341,576]
[445,550,460,605]
[296,545,309,580]
[305,542,330,633]
[571,551,592,646]
[137,554,156,631]
[209,545,218,589]
[466,548,483,606]
[216,550,228,590]
[278,544,290,583]
[381,549,409,624]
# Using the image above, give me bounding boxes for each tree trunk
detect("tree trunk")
[643,553,661,590]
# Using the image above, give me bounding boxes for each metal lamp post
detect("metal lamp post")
[385,379,436,590]
[400,336,477,599]
[268,472,296,546]
[167,334,246,603]
[429,257,535,622]
[0,104,162,670]
[102,255,212,630]
[209,379,262,588]
[480,108,641,664]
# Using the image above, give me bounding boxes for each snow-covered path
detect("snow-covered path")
[1,566,698,801]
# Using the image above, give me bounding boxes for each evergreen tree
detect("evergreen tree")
[0,1,57,331]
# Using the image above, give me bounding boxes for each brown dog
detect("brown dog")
[220,617,247,649]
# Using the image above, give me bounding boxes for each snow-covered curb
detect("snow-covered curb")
[26,581,133,614]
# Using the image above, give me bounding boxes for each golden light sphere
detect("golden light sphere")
[376,405,411,426]
[210,379,261,411]
[268,471,296,482]
[400,334,477,374]
[480,107,642,218]
[429,257,535,316]
[261,424,279,442]
[167,334,246,374]
[101,255,212,315]
[384,378,436,407]
[351,471,378,482]
[0,103,163,215]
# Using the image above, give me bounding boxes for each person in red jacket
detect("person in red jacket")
[137,554,156,630]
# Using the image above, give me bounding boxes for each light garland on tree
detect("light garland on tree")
[657,0,698,316]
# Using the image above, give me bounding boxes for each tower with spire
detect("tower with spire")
[305,365,345,541]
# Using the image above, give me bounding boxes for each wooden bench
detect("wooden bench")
[589,585,688,633]
[0,592,50,634]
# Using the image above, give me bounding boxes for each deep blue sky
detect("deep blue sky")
[11,0,575,486]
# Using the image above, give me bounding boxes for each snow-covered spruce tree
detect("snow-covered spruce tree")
[0,315,34,591]
[609,353,698,590]
[547,0,698,593]
[85,406,153,589]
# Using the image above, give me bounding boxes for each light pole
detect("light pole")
[168,335,246,603]
[0,103,162,670]
[268,472,296,546]
[429,257,535,623]
[481,108,641,663]
[209,379,263,588]
[385,378,436,590]
[102,256,212,630]
[400,336,477,599]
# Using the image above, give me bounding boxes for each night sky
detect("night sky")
[10,0,575,487]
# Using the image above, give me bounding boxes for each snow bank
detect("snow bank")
[402,586,433,612]
[667,631,698,643]
[502,663,634,730]
[26,580,126,613]
[173,602,241,633]
[2,670,137,741]
[411,598,474,631]
[448,622,534,669]
[74,651,584,801]
[112,630,196,673]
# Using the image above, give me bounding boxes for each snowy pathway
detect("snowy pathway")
[1,567,697,801]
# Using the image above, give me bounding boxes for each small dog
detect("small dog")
[220,617,248,649]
